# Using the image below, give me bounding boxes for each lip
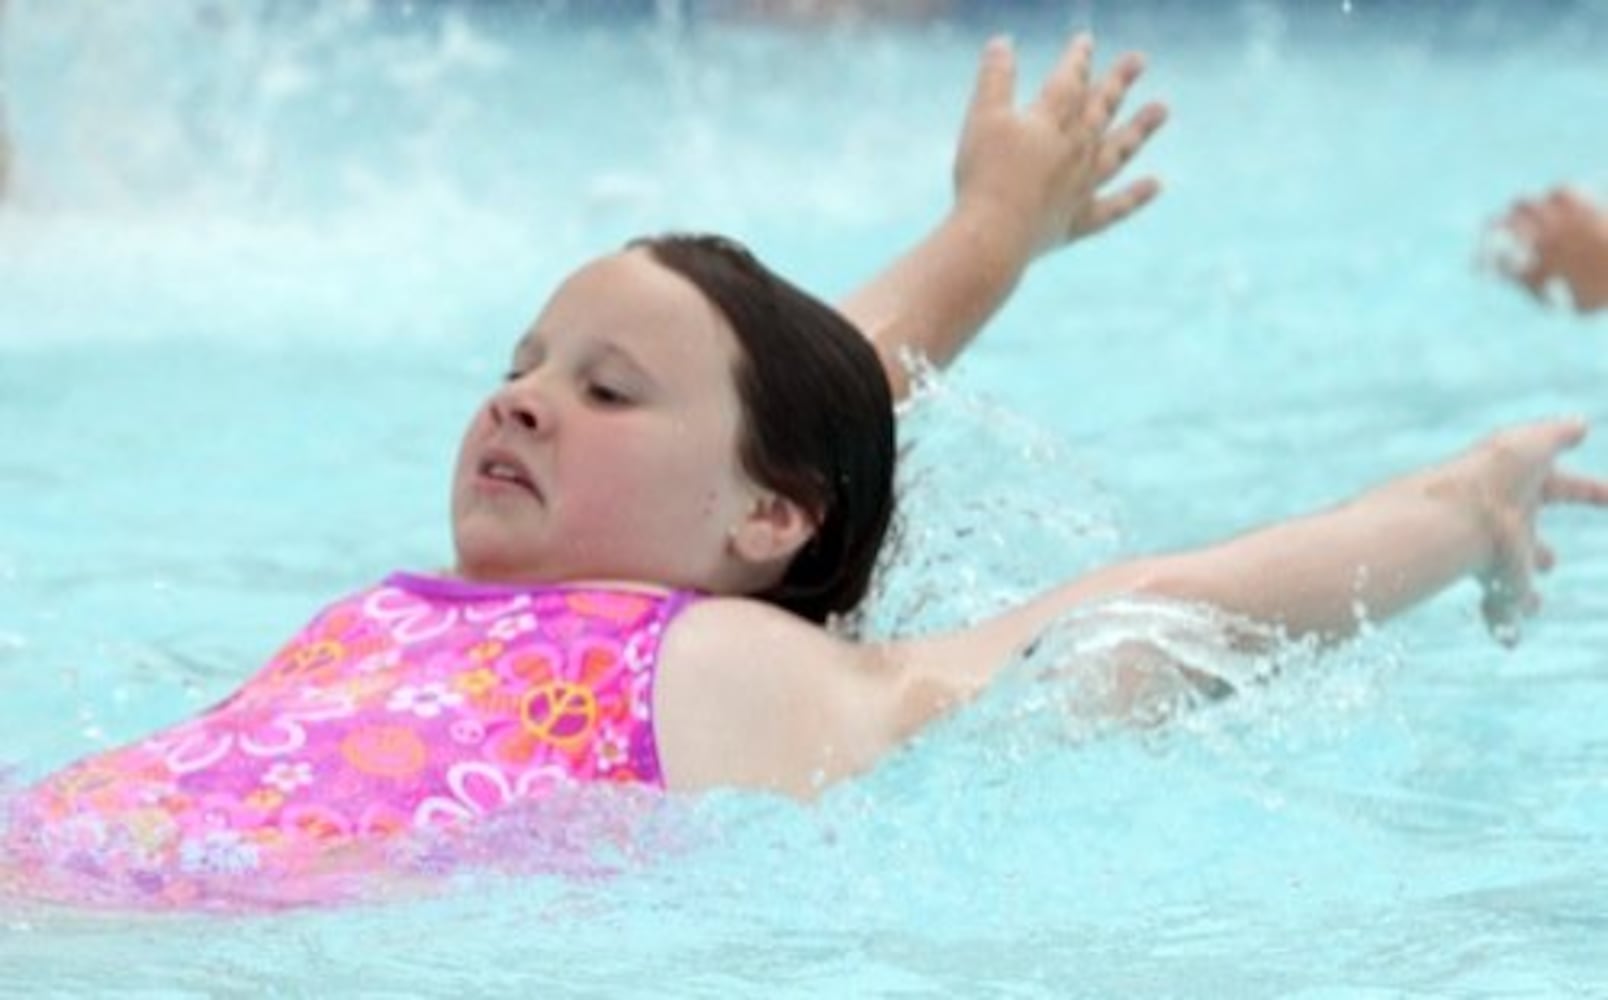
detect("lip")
[474,444,544,501]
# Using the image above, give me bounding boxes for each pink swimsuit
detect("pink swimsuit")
[4,573,696,905]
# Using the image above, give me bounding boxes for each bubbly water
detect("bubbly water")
[3,0,1608,994]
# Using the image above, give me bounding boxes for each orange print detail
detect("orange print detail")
[507,650,559,684]
[520,681,598,749]
[579,645,618,679]
[286,810,348,843]
[293,640,345,672]
[265,637,348,687]
[53,765,121,805]
[340,725,428,779]
[157,791,194,818]
[454,667,498,697]
[245,788,285,813]
[348,633,388,659]
[123,808,178,851]
[358,807,408,837]
[596,737,628,770]
[471,689,521,716]
[565,591,652,625]
[265,608,383,686]
[337,673,399,703]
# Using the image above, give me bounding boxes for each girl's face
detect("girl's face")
[451,250,772,591]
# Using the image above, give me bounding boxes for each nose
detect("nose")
[489,374,553,434]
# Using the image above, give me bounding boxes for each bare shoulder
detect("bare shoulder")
[654,596,898,798]
[663,594,851,655]
[649,563,1175,797]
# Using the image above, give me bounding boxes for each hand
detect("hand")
[1488,186,1608,314]
[952,32,1168,260]
[1438,419,1608,644]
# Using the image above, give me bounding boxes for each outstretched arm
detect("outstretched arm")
[1488,186,1608,314]
[900,419,1608,708]
[836,32,1168,399]
[658,420,1608,797]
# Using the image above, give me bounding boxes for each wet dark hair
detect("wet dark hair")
[633,234,896,624]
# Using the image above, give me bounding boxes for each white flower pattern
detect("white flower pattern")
[178,830,261,876]
[386,682,464,718]
[262,761,314,793]
[488,612,539,641]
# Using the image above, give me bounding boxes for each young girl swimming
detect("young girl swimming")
[4,34,1605,910]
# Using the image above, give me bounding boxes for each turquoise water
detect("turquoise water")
[4,0,1608,993]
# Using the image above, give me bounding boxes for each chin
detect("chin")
[451,530,527,583]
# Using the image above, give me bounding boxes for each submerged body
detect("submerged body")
[7,575,694,904]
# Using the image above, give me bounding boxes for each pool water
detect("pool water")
[4,0,1608,993]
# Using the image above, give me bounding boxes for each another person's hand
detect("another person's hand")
[1489,186,1608,314]
[952,32,1168,261]
[1428,418,1608,643]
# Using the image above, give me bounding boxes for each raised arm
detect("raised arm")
[1488,186,1608,314]
[837,32,1168,399]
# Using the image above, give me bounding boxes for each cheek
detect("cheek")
[453,407,493,469]
[466,403,496,439]
[592,450,729,530]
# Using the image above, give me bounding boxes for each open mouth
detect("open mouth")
[476,449,541,499]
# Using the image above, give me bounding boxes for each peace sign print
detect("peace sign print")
[519,681,599,750]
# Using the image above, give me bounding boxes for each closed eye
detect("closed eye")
[586,382,634,407]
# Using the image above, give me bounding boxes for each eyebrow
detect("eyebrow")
[513,329,655,379]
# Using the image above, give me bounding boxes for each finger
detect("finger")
[1086,177,1162,234]
[1516,266,1549,298]
[1496,213,1546,290]
[1497,419,1588,482]
[1504,200,1543,242]
[1548,185,1588,211]
[1480,569,1537,648]
[1085,51,1146,134]
[1535,540,1556,573]
[1481,587,1528,648]
[1034,32,1094,125]
[1535,416,1589,453]
[1096,101,1168,182]
[1565,184,1604,212]
[1481,211,1541,283]
[965,36,1017,123]
[1542,470,1608,506]
[1502,416,1588,455]
[1530,195,1564,235]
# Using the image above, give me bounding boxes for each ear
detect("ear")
[730,492,818,567]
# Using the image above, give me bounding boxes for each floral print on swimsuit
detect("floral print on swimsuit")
[4,572,696,905]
